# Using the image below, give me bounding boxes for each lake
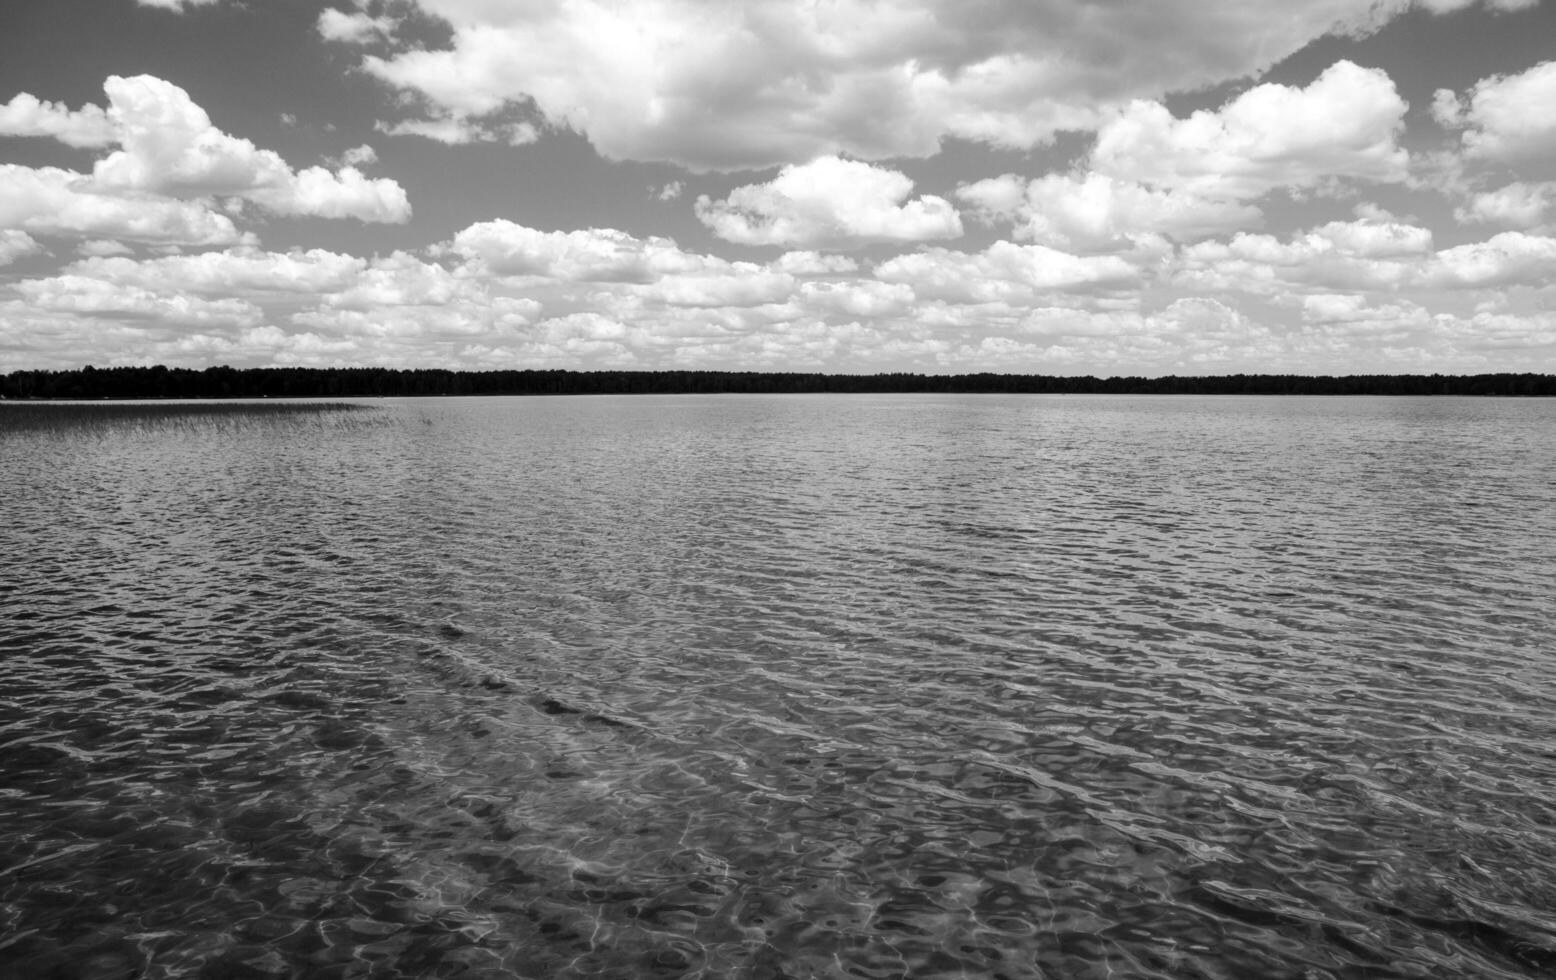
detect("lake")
[3,394,1555,979]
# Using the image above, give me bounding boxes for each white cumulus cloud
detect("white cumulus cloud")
[773,251,860,276]
[1301,293,1429,329]
[1455,182,1556,230]
[15,274,263,327]
[958,172,1259,251]
[448,221,706,282]
[1423,232,1556,288]
[317,9,397,44]
[1434,60,1556,162]
[340,144,378,168]
[0,230,43,266]
[875,241,1138,303]
[1174,220,1556,296]
[90,75,410,223]
[1091,61,1410,200]
[0,165,247,246]
[335,0,1487,171]
[0,75,412,250]
[1307,218,1433,257]
[1173,219,1432,293]
[648,270,797,309]
[954,61,1409,251]
[696,157,962,249]
[0,93,116,148]
[799,280,917,318]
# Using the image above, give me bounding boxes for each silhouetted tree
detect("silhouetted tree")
[3,366,1554,400]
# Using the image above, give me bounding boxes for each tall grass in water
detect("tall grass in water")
[0,400,369,434]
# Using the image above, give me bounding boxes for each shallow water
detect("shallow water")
[3,394,1555,979]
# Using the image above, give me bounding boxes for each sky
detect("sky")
[2,0,1555,376]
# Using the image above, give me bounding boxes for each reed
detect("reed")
[0,400,367,432]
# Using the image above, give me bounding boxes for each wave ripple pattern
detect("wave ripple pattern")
[2,394,1555,980]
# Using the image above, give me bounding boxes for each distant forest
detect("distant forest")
[3,366,1555,399]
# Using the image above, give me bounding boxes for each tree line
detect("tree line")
[3,365,1554,399]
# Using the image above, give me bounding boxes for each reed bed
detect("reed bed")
[0,400,367,433]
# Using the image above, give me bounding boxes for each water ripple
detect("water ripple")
[2,395,1554,978]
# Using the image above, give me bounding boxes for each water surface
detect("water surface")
[3,394,1555,979]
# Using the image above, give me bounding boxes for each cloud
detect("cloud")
[90,74,292,195]
[953,175,1028,223]
[77,239,136,258]
[135,0,222,9]
[1416,0,1539,10]
[875,241,1138,302]
[88,75,411,222]
[1457,310,1556,354]
[340,144,378,168]
[447,220,719,282]
[67,247,370,297]
[10,212,1554,374]
[47,228,806,350]
[0,230,43,266]
[696,157,962,249]
[1422,232,1556,288]
[0,165,247,246]
[773,251,860,276]
[954,61,1410,252]
[14,274,263,327]
[317,9,397,44]
[335,0,1489,171]
[1300,294,1430,331]
[2,244,548,368]
[1455,182,1556,230]
[22,222,1135,370]
[376,114,538,146]
[1173,218,1433,293]
[934,296,1299,374]
[294,294,542,341]
[0,93,116,148]
[1424,0,1539,9]
[648,270,796,308]
[798,280,916,318]
[1307,218,1433,257]
[0,76,412,248]
[1434,60,1556,162]
[958,172,1259,251]
[1173,220,1556,295]
[249,165,410,222]
[1091,61,1409,199]
[322,252,470,309]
